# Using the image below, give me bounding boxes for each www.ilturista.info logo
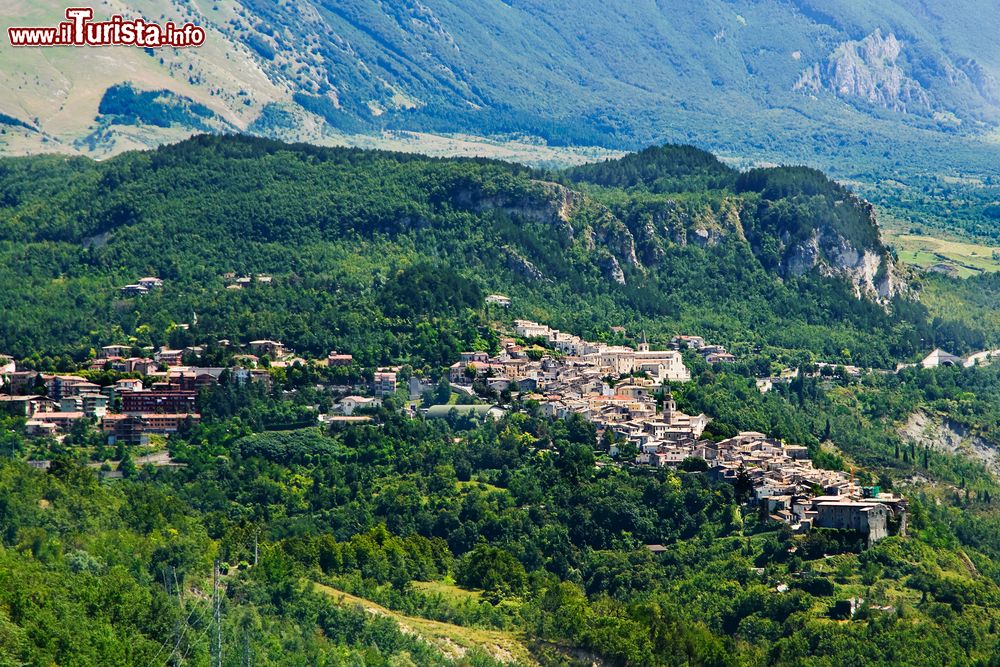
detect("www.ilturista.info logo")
[7,7,206,47]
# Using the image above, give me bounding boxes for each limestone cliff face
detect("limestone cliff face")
[503,247,545,282]
[795,30,931,114]
[628,197,746,262]
[900,410,1000,477]
[455,181,575,239]
[782,226,897,302]
[458,180,640,285]
[627,188,899,303]
[777,198,898,302]
[457,175,899,302]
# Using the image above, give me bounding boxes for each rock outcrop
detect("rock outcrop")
[457,168,900,301]
[600,255,626,285]
[503,247,545,282]
[900,410,1000,476]
[781,226,897,302]
[795,30,931,114]
[460,180,640,285]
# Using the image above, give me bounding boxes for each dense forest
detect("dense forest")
[5,136,1000,665]
[6,362,1000,665]
[0,136,989,369]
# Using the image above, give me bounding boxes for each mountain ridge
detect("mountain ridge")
[0,135,952,369]
[3,0,1000,189]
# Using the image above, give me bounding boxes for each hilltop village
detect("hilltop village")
[0,298,909,543]
[450,319,907,543]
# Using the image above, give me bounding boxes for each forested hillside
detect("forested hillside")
[6,369,1000,665]
[5,137,1000,665]
[0,136,986,369]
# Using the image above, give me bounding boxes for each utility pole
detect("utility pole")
[212,560,222,667]
[253,531,259,567]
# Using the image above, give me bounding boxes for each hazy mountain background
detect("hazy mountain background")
[3,0,1000,234]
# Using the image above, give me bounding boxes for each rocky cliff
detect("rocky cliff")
[611,191,899,303]
[795,30,931,114]
[782,225,898,302]
[900,410,1000,476]
[457,180,640,285]
[454,154,900,302]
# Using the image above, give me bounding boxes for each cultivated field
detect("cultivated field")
[885,232,1000,278]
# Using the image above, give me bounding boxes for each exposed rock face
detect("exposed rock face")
[461,180,640,284]
[589,211,640,270]
[783,233,822,277]
[781,226,897,302]
[503,247,544,282]
[795,30,931,114]
[457,182,576,240]
[631,197,745,253]
[600,255,626,285]
[900,410,1000,476]
[691,228,712,247]
[461,174,900,301]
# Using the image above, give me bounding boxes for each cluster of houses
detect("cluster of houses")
[0,337,313,444]
[2,369,200,443]
[670,335,736,364]
[1,331,407,441]
[619,397,903,542]
[457,319,694,385]
[451,318,708,443]
[224,273,274,290]
[323,367,404,423]
[1,315,910,542]
[704,431,905,543]
[120,276,163,297]
[441,320,902,543]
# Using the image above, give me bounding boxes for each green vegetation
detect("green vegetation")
[919,271,1000,337]
[5,137,1000,664]
[864,173,1000,244]
[230,0,1000,169]
[312,582,535,665]
[98,84,223,132]
[227,0,1000,252]
[7,0,1000,256]
[0,135,988,371]
[5,364,1000,665]
[565,145,736,192]
[887,232,1000,278]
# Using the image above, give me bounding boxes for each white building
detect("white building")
[338,396,382,415]
[921,349,962,368]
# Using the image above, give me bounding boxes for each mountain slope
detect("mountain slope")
[0,136,984,368]
[3,0,1000,187]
